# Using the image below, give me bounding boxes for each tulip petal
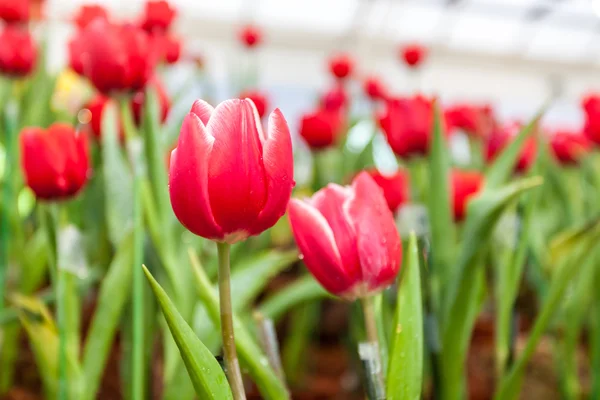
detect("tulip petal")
[190,99,214,126]
[169,112,223,240]
[207,99,268,235]
[311,184,361,284]
[346,172,402,292]
[288,199,356,296]
[250,109,294,235]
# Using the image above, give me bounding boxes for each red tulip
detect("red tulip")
[73,4,108,30]
[582,94,600,145]
[451,169,483,222]
[367,169,410,213]
[0,26,37,77]
[20,123,90,200]
[68,35,85,75]
[169,98,294,243]
[85,94,113,140]
[163,35,181,64]
[363,76,387,101]
[320,85,348,111]
[288,172,402,299]
[239,24,262,49]
[0,0,29,24]
[141,0,176,33]
[80,22,157,94]
[239,89,268,119]
[485,123,537,173]
[300,108,344,150]
[328,53,354,80]
[445,104,496,139]
[401,44,427,68]
[379,95,437,158]
[549,130,592,166]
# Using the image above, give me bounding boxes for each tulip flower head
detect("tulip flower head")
[582,94,600,146]
[20,123,91,200]
[169,98,294,243]
[0,0,29,24]
[238,24,262,49]
[288,172,402,300]
[141,0,176,33]
[0,26,37,77]
[445,104,496,139]
[320,85,348,111]
[550,130,592,166]
[239,89,269,119]
[328,53,354,81]
[363,76,388,101]
[451,169,483,221]
[379,95,437,158]
[485,123,537,173]
[73,4,109,30]
[79,22,158,94]
[367,169,410,213]
[299,107,344,150]
[401,44,427,69]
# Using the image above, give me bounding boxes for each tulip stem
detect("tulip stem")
[361,296,385,398]
[216,242,246,400]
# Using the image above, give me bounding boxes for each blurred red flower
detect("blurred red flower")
[549,130,592,166]
[0,0,29,24]
[445,104,496,139]
[0,26,37,77]
[239,24,262,49]
[300,107,344,150]
[80,22,158,94]
[20,123,90,200]
[451,169,484,222]
[401,44,427,69]
[239,89,269,119]
[288,172,402,299]
[367,168,410,213]
[582,94,600,145]
[73,4,109,30]
[485,122,537,173]
[363,76,388,101]
[141,0,176,33]
[328,53,354,81]
[169,99,294,243]
[320,85,348,111]
[379,95,439,158]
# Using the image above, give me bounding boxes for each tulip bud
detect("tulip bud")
[401,44,427,69]
[367,169,410,213]
[363,76,387,101]
[169,98,294,243]
[379,95,437,158]
[550,130,592,166]
[299,107,344,150]
[582,94,600,146]
[320,85,347,111]
[239,89,268,119]
[20,123,91,200]
[238,24,262,49]
[288,172,402,299]
[0,0,29,24]
[328,53,354,81]
[80,22,158,94]
[451,169,483,222]
[73,4,109,30]
[485,123,537,173]
[141,0,176,33]
[0,26,37,77]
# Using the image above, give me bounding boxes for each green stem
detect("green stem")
[217,242,246,400]
[361,296,385,399]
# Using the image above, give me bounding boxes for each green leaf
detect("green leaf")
[426,102,455,312]
[143,265,233,400]
[495,216,600,400]
[11,295,84,400]
[189,249,290,400]
[231,250,298,312]
[387,232,423,400]
[485,109,544,189]
[101,101,133,245]
[81,231,133,400]
[441,176,543,399]
[258,274,330,323]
